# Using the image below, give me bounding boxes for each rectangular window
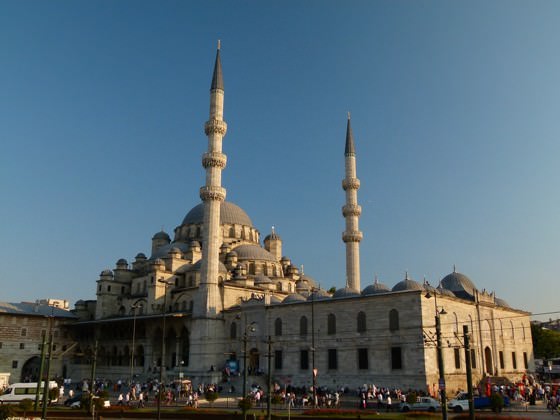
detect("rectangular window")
[19,343,25,350]
[300,350,309,370]
[328,349,338,370]
[512,352,517,370]
[38,344,42,350]
[499,351,505,369]
[470,349,476,368]
[391,347,402,370]
[12,360,18,368]
[358,348,368,370]
[523,352,528,369]
[274,350,282,370]
[21,328,27,337]
[454,348,461,369]
[0,342,3,349]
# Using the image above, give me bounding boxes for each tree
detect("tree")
[531,324,560,359]
[204,390,219,407]
[19,398,34,419]
[327,286,336,294]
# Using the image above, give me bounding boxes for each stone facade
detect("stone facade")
[64,46,534,395]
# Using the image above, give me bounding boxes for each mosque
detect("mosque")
[69,45,534,393]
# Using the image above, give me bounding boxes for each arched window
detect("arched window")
[230,322,237,339]
[275,318,282,336]
[389,309,399,331]
[357,311,366,333]
[300,316,308,337]
[327,314,336,335]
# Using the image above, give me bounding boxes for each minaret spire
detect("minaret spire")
[195,43,228,318]
[342,113,363,291]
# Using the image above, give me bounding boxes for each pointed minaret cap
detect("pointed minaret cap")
[211,40,224,91]
[345,112,355,156]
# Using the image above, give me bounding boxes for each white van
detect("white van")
[0,381,58,404]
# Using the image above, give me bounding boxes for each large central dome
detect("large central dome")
[181,201,253,227]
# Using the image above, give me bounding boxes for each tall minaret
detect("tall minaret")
[342,113,362,291]
[195,41,228,318]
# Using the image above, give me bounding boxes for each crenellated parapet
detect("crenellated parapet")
[202,152,227,169]
[342,230,363,243]
[342,177,360,191]
[342,204,362,217]
[200,186,226,202]
[204,119,228,136]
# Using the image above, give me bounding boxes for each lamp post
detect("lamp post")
[242,321,257,401]
[130,303,141,385]
[41,302,59,419]
[310,288,317,408]
[425,290,448,420]
[157,279,173,420]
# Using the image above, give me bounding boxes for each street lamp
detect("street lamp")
[130,303,142,385]
[157,279,174,420]
[425,290,448,420]
[310,287,317,408]
[242,321,257,400]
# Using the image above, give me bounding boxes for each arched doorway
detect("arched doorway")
[21,357,41,382]
[249,348,259,375]
[484,346,493,374]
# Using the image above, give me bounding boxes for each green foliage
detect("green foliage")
[0,404,16,420]
[271,394,283,404]
[406,391,418,404]
[238,397,252,412]
[532,324,560,358]
[490,393,504,413]
[204,390,219,405]
[327,286,337,294]
[19,398,34,413]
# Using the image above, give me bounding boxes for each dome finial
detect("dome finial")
[453,264,456,273]
[347,111,351,120]
[374,273,378,285]
[405,270,409,280]
[217,39,221,50]
[300,264,304,275]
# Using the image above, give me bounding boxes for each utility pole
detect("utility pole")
[435,311,448,420]
[34,330,47,410]
[463,325,475,420]
[41,318,54,419]
[89,338,98,415]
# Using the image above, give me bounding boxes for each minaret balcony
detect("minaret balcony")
[204,119,228,136]
[342,230,363,243]
[202,152,227,169]
[342,177,360,191]
[342,204,362,217]
[200,186,226,202]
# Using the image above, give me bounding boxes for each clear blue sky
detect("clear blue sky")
[1,1,559,320]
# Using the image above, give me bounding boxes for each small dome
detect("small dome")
[190,241,201,249]
[116,258,128,265]
[306,289,331,301]
[437,285,455,297]
[333,287,360,299]
[152,258,165,266]
[232,244,277,262]
[362,279,390,296]
[441,268,477,299]
[254,274,272,284]
[495,297,510,308]
[169,247,182,255]
[264,227,281,242]
[135,253,147,260]
[392,275,423,292]
[269,295,282,304]
[226,251,238,258]
[100,269,113,277]
[152,231,170,241]
[151,242,190,259]
[282,293,307,304]
[300,274,317,288]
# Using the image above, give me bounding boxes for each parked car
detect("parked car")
[447,392,510,412]
[400,396,441,412]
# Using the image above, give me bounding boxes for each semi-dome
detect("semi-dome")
[333,287,360,299]
[190,259,228,273]
[100,269,113,277]
[181,201,253,227]
[269,295,282,304]
[299,274,317,288]
[282,293,307,304]
[437,285,455,297]
[440,268,477,299]
[151,242,190,259]
[392,275,423,292]
[362,279,390,296]
[232,244,276,262]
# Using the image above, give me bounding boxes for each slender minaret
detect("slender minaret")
[195,41,228,318]
[342,113,362,291]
